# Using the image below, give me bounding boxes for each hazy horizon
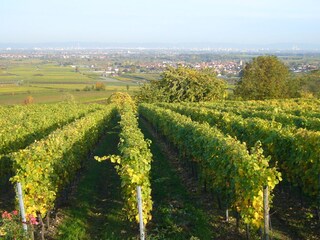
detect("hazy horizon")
[1,42,320,51]
[1,0,319,47]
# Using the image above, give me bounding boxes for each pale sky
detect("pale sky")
[0,0,319,45]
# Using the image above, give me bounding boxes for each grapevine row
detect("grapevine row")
[0,103,104,189]
[96,102,153,225]
[194,99,320,118]
[197,98,320,110]
[140,103,281,228]
[0,103,104,155]
[10,104,116,218]
[234,109,320,131]
[185,103,320,131]
[158,102,320,203]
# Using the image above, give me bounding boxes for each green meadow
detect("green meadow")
[114,72,160,82]
[0,63,94,83]
[0,60,140,104]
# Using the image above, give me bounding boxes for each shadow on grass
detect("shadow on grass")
[139,120,216,240]
[55,126,137,240]
[0,155,15,213]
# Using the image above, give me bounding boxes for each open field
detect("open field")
[0,60,142,104]
[0,63,94,84]
[0,83,139,93]
[0,88,139,105]
[114,73,161,83]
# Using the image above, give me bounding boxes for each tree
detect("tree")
[298,70,320,98]
[136,81,164,103]
[95,82,106,91]
[137,66,226,103]
[23,96,34,105]
[107,92,136,109]
[234,56,291,100]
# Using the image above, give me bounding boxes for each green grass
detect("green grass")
[55,118,215,240]
[114,73,160,83]
[0,60,141,105]
[0,90,134,105]
[55,123,136,240]
[139,120,214,240]
[0,84,50,93]
[0,64,95,83]
[0,82,139,105]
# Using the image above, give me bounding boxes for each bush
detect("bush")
[23,96,34,105]
[95,82,106,91]
[107,92,135,109]
[0,210,38,239]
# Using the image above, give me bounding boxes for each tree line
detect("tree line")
[137,56,319,102]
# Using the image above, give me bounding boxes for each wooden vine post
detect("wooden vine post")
[137,186,145,240]
[226,208,229,222]
[263,185,269,240]
[318,173,320,220]
[17,182,28,232]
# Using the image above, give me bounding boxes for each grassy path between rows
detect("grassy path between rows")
[139,119,214,240]
[54,118,220,239]
[141,118,320,240]
[5,116,313,239]
[54,123,134,239]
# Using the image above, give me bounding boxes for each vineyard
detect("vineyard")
[0,98,319,239]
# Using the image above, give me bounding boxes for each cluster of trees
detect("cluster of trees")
[137,66,226,103]
[137,57,295,103]
[66,56,319,102]
[136,56,318,103]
